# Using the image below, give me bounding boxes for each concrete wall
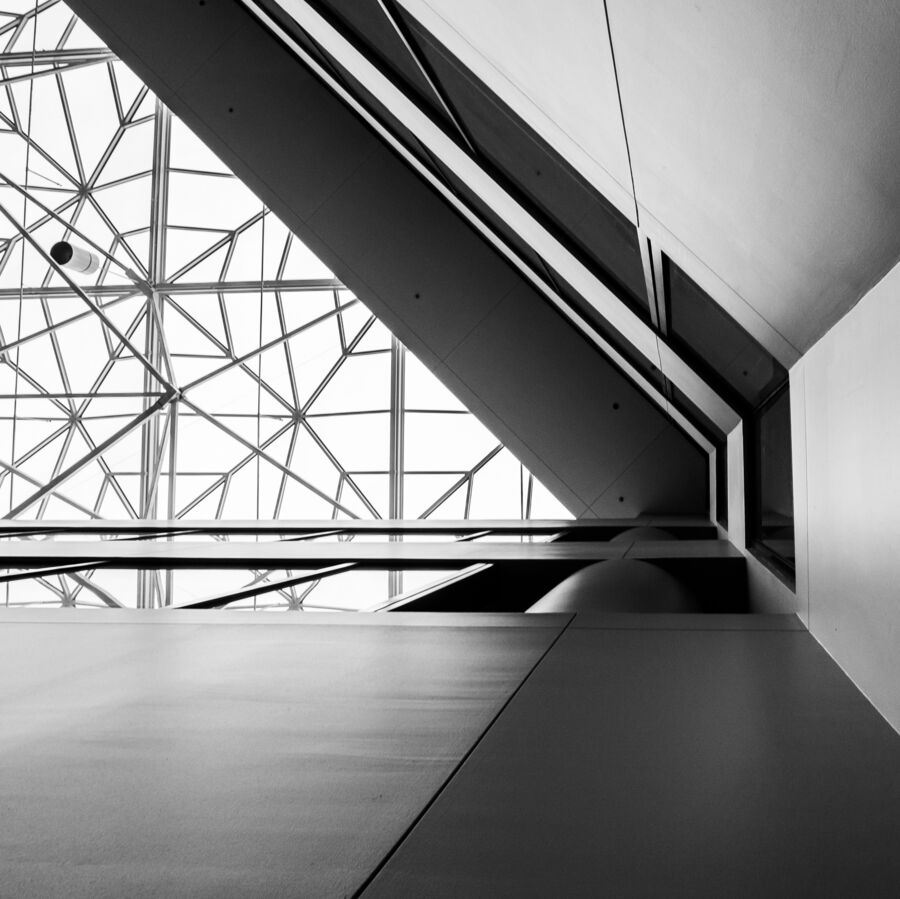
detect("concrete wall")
[792,257,900,732]
[404,0,900,363]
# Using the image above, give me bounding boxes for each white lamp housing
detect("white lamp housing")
[50,240,100,275]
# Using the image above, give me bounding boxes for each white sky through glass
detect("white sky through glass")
[0,1,571,609]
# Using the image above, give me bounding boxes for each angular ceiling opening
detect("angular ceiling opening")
[60,0,713,525]
[0,0,569,608]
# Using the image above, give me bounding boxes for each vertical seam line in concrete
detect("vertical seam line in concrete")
[640,209,802,360]
[172,19,246,93]
[585,421,670,509]
[438,279,520,363]
[301,143,382,224]
[600,8,800,365]
[601,0,640,228]
[351,613,576,898]
[803,369,811,630]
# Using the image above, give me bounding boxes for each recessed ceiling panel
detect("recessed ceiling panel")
[607,0,900,352]
[398,0,634,216]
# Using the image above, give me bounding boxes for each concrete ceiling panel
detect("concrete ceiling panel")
[444,283,706,510]
[399,0,634,217]
[428,361,591,518]
[179,25,381,222]
[66,0,248,95]
[589,425,708,517]
[403,22,648,306]
[607,0,900,352]
[307,143,520,361]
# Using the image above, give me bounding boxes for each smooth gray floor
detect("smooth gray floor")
[364,617,900,898]
[4,612,900,898]
[0,613,564,898]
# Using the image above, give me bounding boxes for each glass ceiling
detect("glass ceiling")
[0,1,570,609]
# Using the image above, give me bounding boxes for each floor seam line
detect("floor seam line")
[351,613,575,898]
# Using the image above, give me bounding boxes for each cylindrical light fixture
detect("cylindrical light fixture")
[50,240,100,275]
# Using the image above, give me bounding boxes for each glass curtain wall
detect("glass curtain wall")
[0,1,569,609]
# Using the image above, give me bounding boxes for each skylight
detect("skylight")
[0,1,570,608]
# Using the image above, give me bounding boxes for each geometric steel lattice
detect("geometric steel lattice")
[0,1,569,608]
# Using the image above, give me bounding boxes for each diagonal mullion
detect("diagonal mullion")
[0,456,102,519]
[0,17,27,51]
[65,569,123,608]
[71,418,141,520]
[0,2,61,45]
[106,59,123,122]
[85,193,149,278]
[54,71,85,185]
[0,98,80,190]
[84,85,151,191]
[72,306,149,421]
[93,473,108,516]
[333,288,347,353]
[39,283,78,400]
[274,292,300,410]
[163,295,295,415]
[34,421,76,520]
[300,419,380,519]
[142,403,172,514]
[272,421,300,519]
[179,299,357,395]
[172,563,354,610]
[0,289,143,357]
[40,297,75,411]
[0,191,81,281]
[4,393,171,519]
[148,294,175,385]
[92,170,152,193]
[181,396,359,518]
[175,419,294,518]
[300,315,376,414]
[419,444,504,520]
[1,363,72,417]
[0,57,112,90]
[0,174,148,283]
[217,287,234,357]
[167,209,265,284]
[55,13,76,51]
[0,199,171,389]
[0,561,108,587]
[6,420,70,474]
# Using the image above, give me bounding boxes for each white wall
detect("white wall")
[793,257,900,732]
